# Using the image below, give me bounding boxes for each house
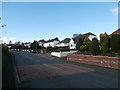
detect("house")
[73,32,97,43]
[69,38,76,49]
[56,38,71,47]
[24,42,31,48]
[38,39,46,47]
[69,32,97,49]
[109,28,120,36]
[44,37,60,48]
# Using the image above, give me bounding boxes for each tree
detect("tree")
[30,40,39,51]
[11,43,22,49]
[100,32,110,53]
[80,38,91,51]
[76,38,84,51]
[89,38,100,55]
[110,34,120,52]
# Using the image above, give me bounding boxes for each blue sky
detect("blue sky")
[2,2,118,43]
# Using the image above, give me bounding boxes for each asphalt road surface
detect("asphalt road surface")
[11,51,118,88]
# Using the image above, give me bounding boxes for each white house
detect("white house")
[69,38,76,49]
[24,42,31,48]
[38,39,46,47]
[56,38,70,47]
[69,32,97,49]
[73,32,97,43]
[44,37,60,48]
[88,35,97,41]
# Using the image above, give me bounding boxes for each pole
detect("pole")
[34,33,37,53]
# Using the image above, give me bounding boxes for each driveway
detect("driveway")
[11,51,118,88]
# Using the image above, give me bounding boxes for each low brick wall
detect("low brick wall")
[67,54,120,69]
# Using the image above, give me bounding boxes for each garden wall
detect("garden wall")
[51,51,70,57]
[67,54,120,69]
[51,50,77,57]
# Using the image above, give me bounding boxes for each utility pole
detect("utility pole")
[34,33,37,53]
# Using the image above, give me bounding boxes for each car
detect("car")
[30,50,36,53]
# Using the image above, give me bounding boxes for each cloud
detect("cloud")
[0,37,16,44]
[111,6,120,16]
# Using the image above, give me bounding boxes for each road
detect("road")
[11,51,118,88]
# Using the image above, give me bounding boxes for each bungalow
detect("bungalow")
[56,38,71,47]
[44,37,60,48]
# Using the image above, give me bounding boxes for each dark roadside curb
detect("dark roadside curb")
[10,52,21,88]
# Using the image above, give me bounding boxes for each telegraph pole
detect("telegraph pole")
[34,33,37,53]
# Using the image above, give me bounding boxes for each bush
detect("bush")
[108,52,116,57]
[46,46,70,52]
[46,47,53,53]
[80,45,89,51]
[100,32,110,53]
[76,38,83,51]
[89,38,100,55]
[79,38,90,51]
[110,34,120,52]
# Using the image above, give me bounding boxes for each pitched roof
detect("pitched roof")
[109,28,120,36]
[38,39,46,43]
[73,32,96,43]
[46,37,59,43]
[59,38,71,44]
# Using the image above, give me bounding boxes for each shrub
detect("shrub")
[80,45,89,51]
[46,47,53,53]
[76,38,84,51]
[100,32,110,53]
[110,34,120,52]
[89,38,100,55]
[80,38,90,51]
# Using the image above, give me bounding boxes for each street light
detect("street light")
[0,26,6,44]
[0,17,6,44]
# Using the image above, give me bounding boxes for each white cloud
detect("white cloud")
[111,6,120,16]
[0,37,16,44]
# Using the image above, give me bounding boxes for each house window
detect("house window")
[71,44,73,47]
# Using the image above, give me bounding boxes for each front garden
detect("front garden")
[76,32,120,57]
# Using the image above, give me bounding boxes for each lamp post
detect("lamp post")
[0,17,6,44]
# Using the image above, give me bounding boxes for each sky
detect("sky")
[1,2,119,44]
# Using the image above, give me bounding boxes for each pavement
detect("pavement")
[10,51,119,88]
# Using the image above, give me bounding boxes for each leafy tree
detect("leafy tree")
[83,38,91,45]
[11,44,22,49]
[76,38,84,51]
[30,40,39,51]
[110,34,120,52]
[100,32,110,53]
[80,38,91,51]
[80,45,89,51]
[89,38,100,55]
